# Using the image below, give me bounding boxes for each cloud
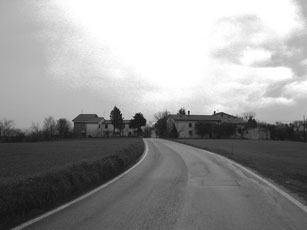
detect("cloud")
[1,0,307,127]
[284,77,307,99]
[239,47,272,66]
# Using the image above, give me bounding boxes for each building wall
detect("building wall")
[167,117,244,139]
[176,121,198,138]
[86,124,100,137]
[74,119,136,138]
[167,118,207,138]
[102,123,113,137]
[101,123,136,137]
[74,122,86,137]
[122,124,136,136]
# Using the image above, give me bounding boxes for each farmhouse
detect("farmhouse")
[167,111,246,138]
[72,114,136,137]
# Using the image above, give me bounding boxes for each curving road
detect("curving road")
[20,138,307,230]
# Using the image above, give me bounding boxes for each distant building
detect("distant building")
[72,114,136,137]
[167,111,246,138]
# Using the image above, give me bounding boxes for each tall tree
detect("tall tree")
[214,123,237,138]
[154,110,170,137]
[177,107,186,115]
[110,106,124,136]
[195,122,211,139]
[56,118,72,138]
[43,116,56,139]
[242,112,256,121]
[130,113,147,136]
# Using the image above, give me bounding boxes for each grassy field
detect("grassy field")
[175,139,307,203]
[0,138,144,229]
[0,138,143,181]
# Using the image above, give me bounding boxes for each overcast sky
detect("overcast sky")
[1,0,307,129]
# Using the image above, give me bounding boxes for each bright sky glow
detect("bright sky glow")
[0,0,307,127]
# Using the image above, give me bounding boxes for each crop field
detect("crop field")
[0,138,142,181]
[0,138,144,229]
[175,139,307,203]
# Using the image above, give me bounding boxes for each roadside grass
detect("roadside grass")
[0,138,144,229]
[174,139,307,203]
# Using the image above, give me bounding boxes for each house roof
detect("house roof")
[169,114,221,122]
[212,112,245,124]
[221,118,246,124]
[103,120,131,124]
[213,112,236,118]
[72,114,98,122]
[86,117,104,124]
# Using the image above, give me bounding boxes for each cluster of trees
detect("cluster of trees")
[0,119,25,142]
[259,122,306,142]
[153,110,170,137]
[109,106,147,137]
[0,117,72,143]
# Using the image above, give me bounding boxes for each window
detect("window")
[189,131,193,136]
[105,124,108,129]
[189,123,192,128]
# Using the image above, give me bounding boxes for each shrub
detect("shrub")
[0,142,144,229]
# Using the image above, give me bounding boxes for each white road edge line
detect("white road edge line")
[11,140,149,230]
[173,140,307,215]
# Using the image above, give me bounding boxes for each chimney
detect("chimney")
[214,111,216,115]
[188,110,190,116]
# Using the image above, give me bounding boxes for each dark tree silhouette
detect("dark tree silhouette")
[214,123,237,138]
[110,106,124,136]
[195,122,211,138]
[130,113,147,136]
[154,110,170,137]
[177,107,186,115]
[56,118,72,138]
[43,116,56,140]
[0,118,14,137]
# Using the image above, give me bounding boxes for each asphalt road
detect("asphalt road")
[21,138,307,230]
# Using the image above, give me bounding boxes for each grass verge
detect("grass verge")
[0,138,144,229]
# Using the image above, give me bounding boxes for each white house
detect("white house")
[167,111,246,138]
[72,114,136,137]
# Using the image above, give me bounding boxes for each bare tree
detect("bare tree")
[31,122,40,135]
[43,116,57,139]
[154,110,170,137]
[0,118,14,137]
[242,112,256,121]
[154,110,170,121]
[177,107,186,115]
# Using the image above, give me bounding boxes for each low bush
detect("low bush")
[0,141,144,229]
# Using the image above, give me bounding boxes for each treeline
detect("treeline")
[0,116,72,143]
[109,106,147,137]
[153,108,306,142]
[260,122,306,142]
